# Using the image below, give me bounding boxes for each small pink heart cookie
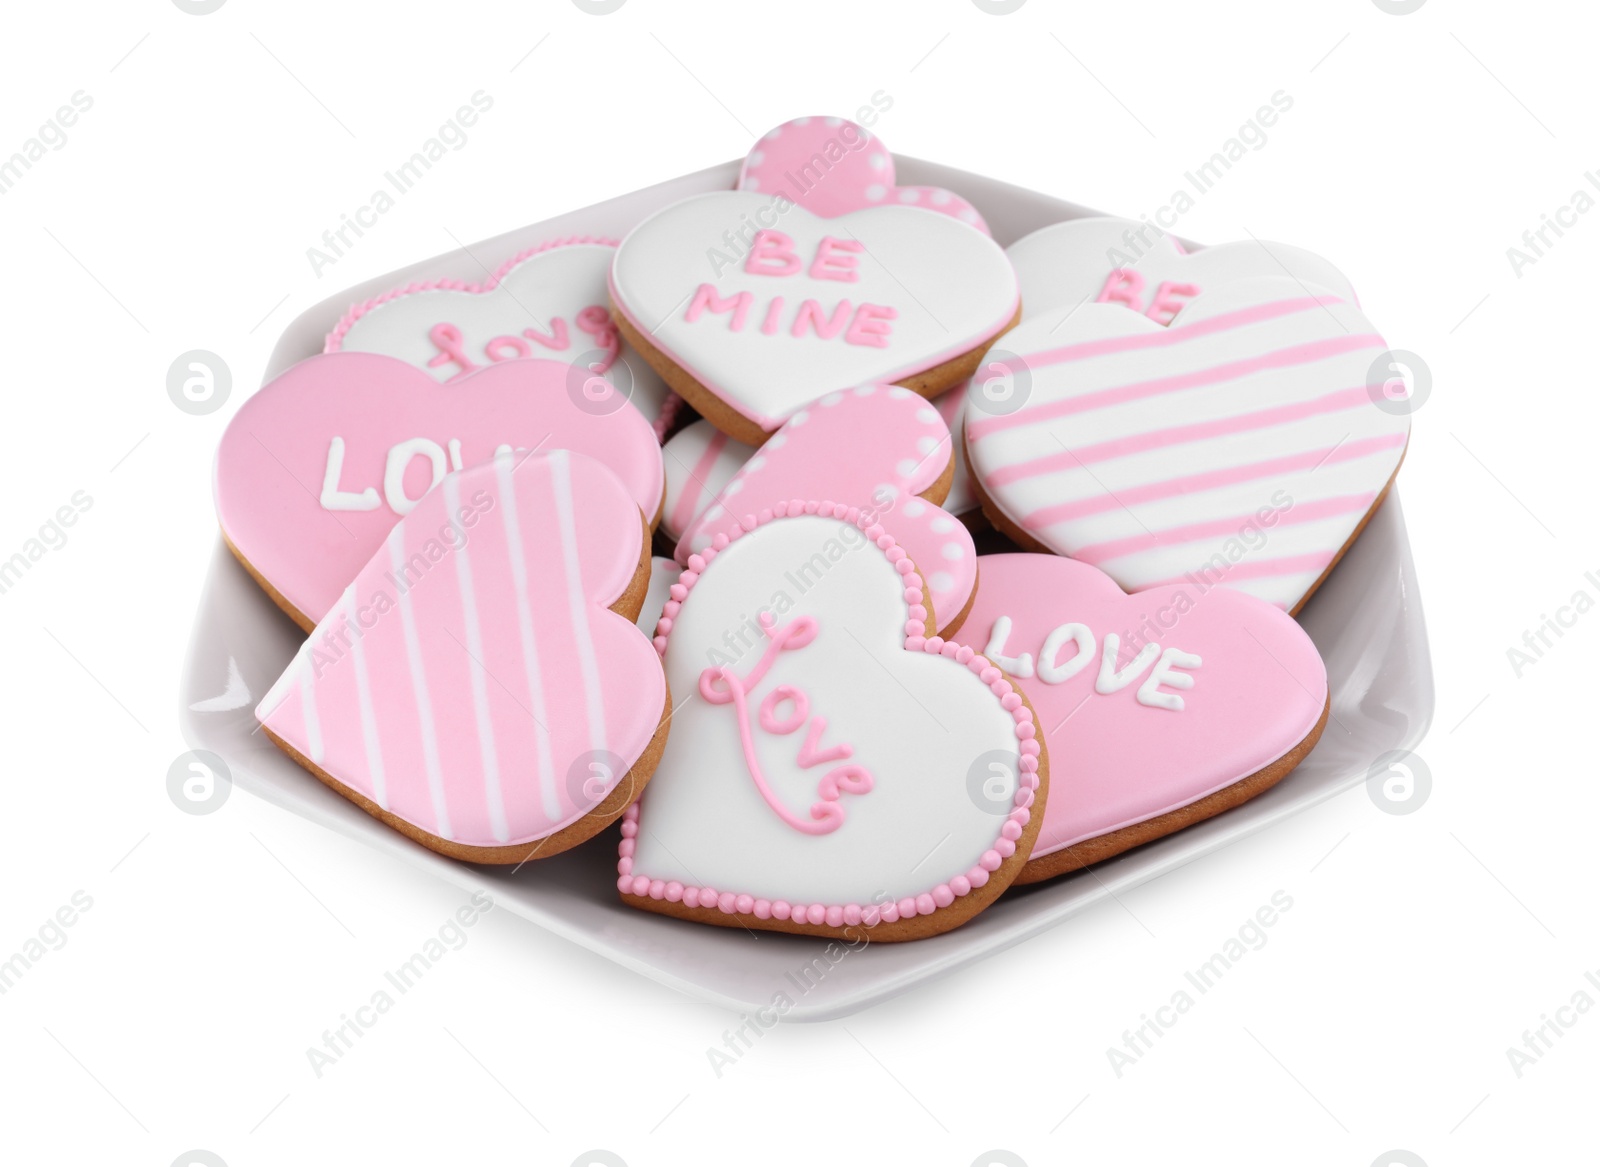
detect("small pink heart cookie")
[619,502,1046,941]
[214,352,665,629]
[609,190,1020,445]
[964,277,1409,613]
[324,237,680,440]
[258,450,670,864]
[738,115,990,234]
[967,553,1327,880]
[671,384,979,632]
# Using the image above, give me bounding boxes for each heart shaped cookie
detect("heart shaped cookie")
[738,115,990,233]
[258,450,670,864]
[660,420,753,545]
[325,237,679,438]
[214,351,664,629]
[671,384,979,632]
[1007,216,1355,324]
[618,502,1045,941]
[967,553,1327,880]
[609,191,1020,444]
[965,277,1409,612]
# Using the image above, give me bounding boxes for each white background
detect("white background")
[0,1,1591,1164]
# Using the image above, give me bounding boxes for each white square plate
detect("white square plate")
[179,158,1434,1020]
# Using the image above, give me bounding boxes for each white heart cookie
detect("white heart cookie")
[325,238,678,438]
[964,277,1409,612]
[609,192,1019,442]
[1006,216,1356,325]
[618,502,1044,940]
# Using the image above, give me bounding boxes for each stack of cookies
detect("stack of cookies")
[213,115,1408,942]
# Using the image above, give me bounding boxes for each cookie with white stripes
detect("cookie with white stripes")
[964,277,1409,614]
[257,450,670,864]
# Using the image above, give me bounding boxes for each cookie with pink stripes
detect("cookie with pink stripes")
[258,450,670,864]
[660,420,753,546]
[619,502,1046,941]
[214,351,665,630]
[1006,216,1356,325]
[671,384,980,633]
[609,191,1019,445]
[964,277,1409,613]
[324,237,679,440]
[738,114,990,234]
[969,553,1327,880]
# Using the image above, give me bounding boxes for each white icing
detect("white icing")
[984,615,1033,677]
[1037,622,1095,685]
[611,193,1018,428]
[1095,634,1162,695]
[963,277,1409,611]
[1005,216,1357,324]
[332,241,671,429]
[632,515,1019,904]
[320,436,380,511]
[1136,648,1202,711]
[383,438,448,516]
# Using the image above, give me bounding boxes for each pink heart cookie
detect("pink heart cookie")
[258,450,670,864]
[738,115,990,234]
[1006,216,1356,325]
[672,384,979,632]
[609,191,1020,445]
[964,277,1409,613]
[619,502,1045,941]
[323,237,680,440]
[968,553,1327,880]
[214,351,664,629]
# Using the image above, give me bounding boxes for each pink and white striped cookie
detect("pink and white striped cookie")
[324,237,680,441]
[214,351,665,629]
[258,450,670,864]
[964,278,1409,613]
[670,384,980,633]
[660,420,754,546]
[738,114,990,234]
[619,501,1045,941]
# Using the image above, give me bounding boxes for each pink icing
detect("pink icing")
[738,115,990,235]
[699,613,872,835]
[214,352,664,625]
[617,500,1041,927]
[672,384,978,626]
[257,450,666,850]
[963,553,1326,858]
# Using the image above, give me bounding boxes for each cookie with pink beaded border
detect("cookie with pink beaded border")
[323,236,682,442]
[617,500,1047,942]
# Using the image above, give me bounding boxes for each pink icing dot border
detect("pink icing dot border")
[615,498,1042,930]
[320,236,688,443]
